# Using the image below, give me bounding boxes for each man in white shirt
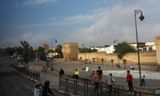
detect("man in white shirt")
[107,73,115,96]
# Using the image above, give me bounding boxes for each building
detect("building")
[62,42,78,61]
[155,36,160,66]
[128,42,156,51]
[91,45,115,54]
[91,41,156,54]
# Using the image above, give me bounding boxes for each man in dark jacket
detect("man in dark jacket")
[96,66,103,80]
[59,68,64,78]
[42,80,54,96]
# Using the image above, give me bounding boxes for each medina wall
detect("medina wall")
[78,51,156,65]
[155,36,160,65]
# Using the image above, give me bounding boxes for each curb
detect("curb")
[14,70,72,96]
[14,70,39,83]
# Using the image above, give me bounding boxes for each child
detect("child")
[33,84,41,96]
[141,75,146,86]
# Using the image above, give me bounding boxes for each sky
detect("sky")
[0,0,160,48]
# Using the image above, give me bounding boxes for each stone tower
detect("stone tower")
[62,42,78,61]
[155,36,160,68]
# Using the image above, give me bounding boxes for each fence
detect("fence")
[59,76,159,96]
[12,65,40,81]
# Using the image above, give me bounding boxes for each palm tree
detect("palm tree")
[101,58,104,66]
[92,58,95,64]
[123,59,127,68]
[111,59,114,67]
[20,40,29,65]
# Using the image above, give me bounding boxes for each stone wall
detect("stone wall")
[155,36,160,66]
[62,42,78,61]
[78,51,156,65]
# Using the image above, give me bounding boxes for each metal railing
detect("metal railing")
[59,76,159,96]
[12,65,40,81]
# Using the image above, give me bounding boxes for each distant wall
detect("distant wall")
[78,51,156,65]
[155,36,160,66]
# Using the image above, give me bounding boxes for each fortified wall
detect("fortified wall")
[155,36,160,65]
[62,42,78,61]
[78,51,156,65]
[62,36,160,65]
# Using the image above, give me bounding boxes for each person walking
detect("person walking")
[126,70,133,92]
[141,75,146,86]
[33,84,41,96]
[107,73,115,96]
[93,71,101,96]
[73,69,80,79]
[96,66,103,80]
[42,80,54,96]
[90,70,95,84]
[59,68,64,78]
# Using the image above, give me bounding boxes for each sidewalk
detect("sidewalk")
[29,61,160,95]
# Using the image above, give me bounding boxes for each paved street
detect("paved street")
[0,54,68,96]
[0,56,34,96]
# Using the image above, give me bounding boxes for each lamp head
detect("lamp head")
[139,14,144,21]
[55,40,57,43]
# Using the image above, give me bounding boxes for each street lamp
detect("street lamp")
[51,39,57,48]
[134,10,144,86]
[50,39,57,71]
[114,40,119,65]
[82,44,86,64]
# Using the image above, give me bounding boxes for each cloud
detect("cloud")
[61,0,160,46]
[28,11,103,27]
[2,0,160,48]
[19,32,54,47]
[23,0,59,6]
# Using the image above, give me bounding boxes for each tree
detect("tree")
[111,59,114,67]
[114,42,136,60]
[20,40,30,64]
[36,46,47,61]
[103,45,110,47]
[15,47,23,55]
[123,59,127,68]
[92,58,95,64]
[20,41,35,64]
[55,44,63,58]
[101,58,104,66]
[79,48,97,53]
[6,47,15,56]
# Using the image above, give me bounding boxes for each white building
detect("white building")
[129,42,156,51]
[91,41,156,54]
[145,42,156,51]
[91,45,115,54]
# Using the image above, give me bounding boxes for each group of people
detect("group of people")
[33,80,54,96]
[39,66,146,96]
[90,66,146,95]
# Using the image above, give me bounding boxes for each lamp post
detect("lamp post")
[50,39,57,71]
[114,40,119,65]
[134,10,144,86]
[51,39,57,48]
[82,44,86,64]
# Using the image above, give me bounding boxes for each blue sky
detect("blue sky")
[0,0,160,48]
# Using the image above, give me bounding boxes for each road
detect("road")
[0,56,34,96]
